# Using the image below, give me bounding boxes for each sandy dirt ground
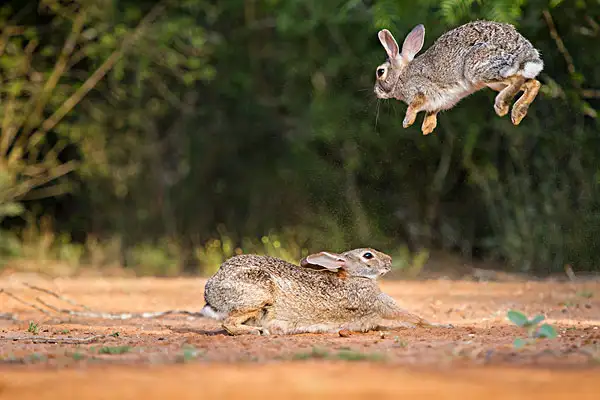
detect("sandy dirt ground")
[1,276,599,399]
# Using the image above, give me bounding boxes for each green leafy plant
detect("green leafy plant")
[194,226,308,275]
[27,353,47,363]
[292,346,330,360]
[291,346,385,362]
[27,321,39,334]
[176,345,204,363]
[335,349,385,362]
[507,310,557,348]
[98,345,131,355]
[390,245,430,277]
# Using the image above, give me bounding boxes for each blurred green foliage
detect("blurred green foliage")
[0,0,599,275]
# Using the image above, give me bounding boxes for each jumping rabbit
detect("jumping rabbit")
[201,248,451,335]
[374,20,544,135]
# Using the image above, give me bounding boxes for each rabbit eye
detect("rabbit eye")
[362,252,374,259]
[376,68,386,78]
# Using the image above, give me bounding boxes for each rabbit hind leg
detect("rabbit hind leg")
[511,79,541,125]
[489,76,525,117]
[220,285,273,336]
[222,308,268,336]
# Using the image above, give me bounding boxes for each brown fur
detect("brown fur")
[336,269,348,279]
[374,20,544,135]
[201,248,452,335]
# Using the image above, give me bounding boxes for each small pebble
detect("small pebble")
[338,329,351,338]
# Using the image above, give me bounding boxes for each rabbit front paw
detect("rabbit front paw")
[403,111,417,128]
[403,94,427,129]
[421,112,437,135]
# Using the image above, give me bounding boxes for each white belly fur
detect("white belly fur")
[424,82,478,112]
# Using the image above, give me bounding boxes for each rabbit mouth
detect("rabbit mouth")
[374,85,392,99]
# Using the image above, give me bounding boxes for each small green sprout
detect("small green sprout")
[98,345,131,355]
[335,349,385,362]
[27,353,46,363]
[27,321,39,334]
[507,310,557,348]
[177,345,203,363]
[292,346,329,360]
[291,346,384,362]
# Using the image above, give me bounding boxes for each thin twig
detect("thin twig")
[19,8,87,139]
[3,160,78,201]
[35,296,202,320]
[1,334,113,344]
[2,284,203,320]
[0,289,52,315]
[23,283,93,311]
[542,9,578,83]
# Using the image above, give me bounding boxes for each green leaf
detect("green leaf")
[513,338,527,349]
[536,324,557,339]
[529,314,545,326]
[507,310,528,327]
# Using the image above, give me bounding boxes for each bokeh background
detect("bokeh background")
[0,0,598,277]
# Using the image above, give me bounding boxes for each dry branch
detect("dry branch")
[543,9,576,77]
[35,296,202,320]
[24,282,92,311]
[0,289,52,315]
[20,8,87,139]
[1,334,113,344]
[1,285,203,320]
[31,1,168,140]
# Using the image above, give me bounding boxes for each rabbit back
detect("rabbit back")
[416,20,542,86]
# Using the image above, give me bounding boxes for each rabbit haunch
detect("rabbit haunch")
[374,20,543,135]
[201,249,451,335]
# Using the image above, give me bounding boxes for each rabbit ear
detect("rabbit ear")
[378,29,400,61]
[300,252,346,272]
[401,24,425,62]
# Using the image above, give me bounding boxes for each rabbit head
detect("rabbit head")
[300,247,392,279]
[374,25,425,100]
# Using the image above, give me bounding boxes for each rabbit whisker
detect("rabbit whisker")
[375,99,381,130]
